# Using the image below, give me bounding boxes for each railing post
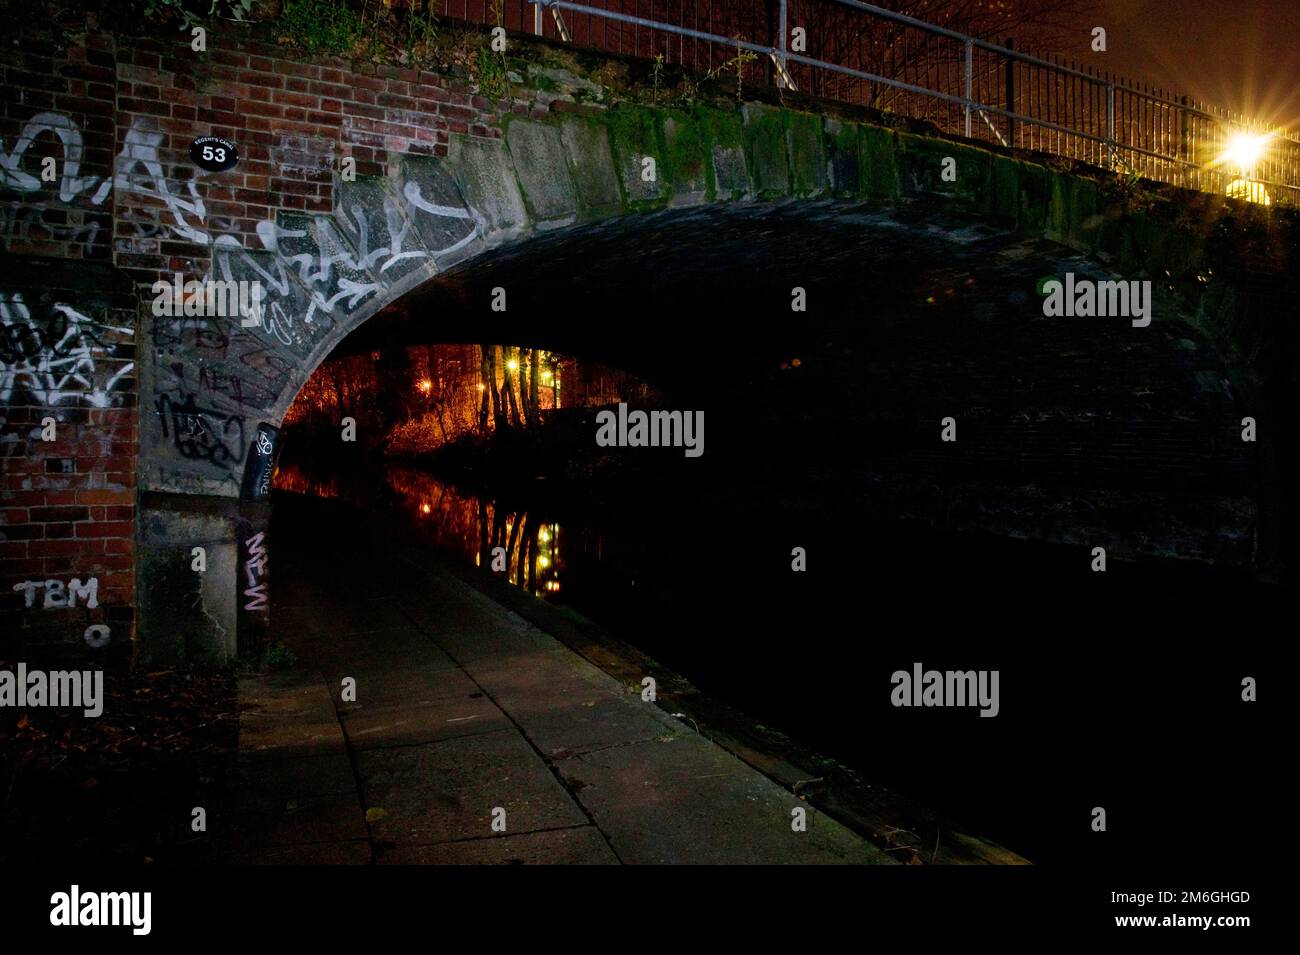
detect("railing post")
[1179,94,1190,161]
[1106,83,1115,170]
[532,1,543,36]
[964,38,973,139]
[778,0,789,89]
[1004,37,1015,146]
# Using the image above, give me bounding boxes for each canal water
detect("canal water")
[274,443,1271,868]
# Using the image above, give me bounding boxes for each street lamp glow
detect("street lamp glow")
[1221,131,1270,171]
[506,359,519,372]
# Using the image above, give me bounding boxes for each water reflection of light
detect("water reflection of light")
[384,469,568,599]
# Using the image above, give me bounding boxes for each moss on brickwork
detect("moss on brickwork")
[824,120,861,199]
[694,104,749,199]
[785,112,825,197]
[555,114,625,220]
[605,104,669,211]
[859,124,900,200]
[1014,161,1051,235]
[988,154,1021,224]
[695,104,745,150]
[1046,173,1101,251]
[742,104,791,199]
[896,133,991,209]
[660,109,709,204]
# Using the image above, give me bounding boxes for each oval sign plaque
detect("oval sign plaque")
[190,135,239,172]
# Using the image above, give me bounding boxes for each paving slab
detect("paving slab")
[395,573,560,663]
[465,648,678,757]
[554,732,899,865]
[341,693,510,751]
[231,791,368,849]
[238,673,348,760]
[334,664,481,711]
[234,752,359,801]
[354,729,589,847]
[378,826,619,865]
[279,595,415,638]
[238,713,348,760]
[238,673,337,719]
[246,526,901,864]
[224,840,372,865]
[312,631,460,682]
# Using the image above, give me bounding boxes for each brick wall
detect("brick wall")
[1,1,512,650]
[0,260,138,650]
[108,25,503,282]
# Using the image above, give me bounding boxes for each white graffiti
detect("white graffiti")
[84,623,112,648]
[3,111,483,336]
[96,119,210,244]
[242,532,268,612]
[0,112,103,202]
[0,293,134,407]
[3,109,485,473]
[214,180,482,331]
[12,577,100,610]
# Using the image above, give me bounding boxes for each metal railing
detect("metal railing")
[436,0,1300,207]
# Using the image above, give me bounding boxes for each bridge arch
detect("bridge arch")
[134,97,1294,664]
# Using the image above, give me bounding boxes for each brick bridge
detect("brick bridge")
[2,3,1297,664]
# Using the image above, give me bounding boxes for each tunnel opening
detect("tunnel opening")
[257,202,1273,867]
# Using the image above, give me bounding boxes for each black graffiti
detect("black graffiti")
[150,314,230,353]
[240,423,280,502]
[155,391,245,466]
[0,305,109,365]
[1,201,104,256]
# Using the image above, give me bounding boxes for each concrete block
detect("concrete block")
[506,119,578,228]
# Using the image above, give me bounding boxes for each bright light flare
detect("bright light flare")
[1221,131,1271,171]
[418,379,432,392]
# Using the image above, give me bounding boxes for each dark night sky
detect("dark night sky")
[1055,0,1300,127]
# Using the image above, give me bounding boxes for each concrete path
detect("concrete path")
[228,522,897,865]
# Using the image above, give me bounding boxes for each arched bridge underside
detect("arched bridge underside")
[133,113,1295,664]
